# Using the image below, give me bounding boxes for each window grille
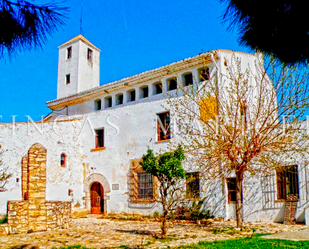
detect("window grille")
[276,165,299,200]
[137,172,153,199]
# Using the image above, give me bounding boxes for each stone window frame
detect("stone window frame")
[129,159,158,203]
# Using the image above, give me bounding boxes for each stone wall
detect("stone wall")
[0,143,71,235]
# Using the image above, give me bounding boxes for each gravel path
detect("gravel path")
[0,215,307,248]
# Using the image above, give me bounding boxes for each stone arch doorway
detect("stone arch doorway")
[84,173,110,214]
[90,182,104,214]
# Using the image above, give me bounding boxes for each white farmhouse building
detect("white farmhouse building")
[0,35,308,225]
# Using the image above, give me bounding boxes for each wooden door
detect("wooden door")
[90,182,104,214]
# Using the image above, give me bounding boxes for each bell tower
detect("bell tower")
[56,35,100,99]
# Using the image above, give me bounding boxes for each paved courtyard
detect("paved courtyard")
[262,228,309,241]
[0,214,308,248]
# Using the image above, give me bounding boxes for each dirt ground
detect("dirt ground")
[0,214,308,249]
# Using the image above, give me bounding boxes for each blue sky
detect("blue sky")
[0,0,248,122]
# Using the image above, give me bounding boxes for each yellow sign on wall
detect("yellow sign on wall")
[200,96,218,121]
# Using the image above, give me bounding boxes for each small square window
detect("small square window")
[95,129,104,148]
[157,111,171,141]
[184,73,193,86]
[94,99,101,111]
[186,172,200,199]
[167,78,177,91]
[105,96,112,108]
[87,48,93,62]
[67,47,72,59]
[127,89,136,102]
[116,94,123,105]
[140,86,148,99]
[153,82,162,95]
[66,74,70,84]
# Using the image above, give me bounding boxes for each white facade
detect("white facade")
[57,35,100,99]
[1,35,309,223]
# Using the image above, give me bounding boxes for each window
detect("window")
[95,129,104,148]
[60,153,66,167]
[127,89,136,102]
[153,82,162,95]
[183,73,193,86]
[186,172,200,199]
[227,178,237,203]
[94,99,101,111]
[67,46,72,59]
[129,159,157,203]
[167,78,177,91]
[105,96,112,108]
[87,48,93,62]
[157,111,171,141]
[140,86,149,99]
[66,74,70,84]
[116,93,123,105]
[276,165,299,200]
[137,172,153,199]
[198,67,210,82]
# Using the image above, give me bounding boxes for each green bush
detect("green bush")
[0,215,7,223]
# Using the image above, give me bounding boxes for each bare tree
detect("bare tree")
[0,145,11,192]
[0,0,68,58]
[168,52,309,227]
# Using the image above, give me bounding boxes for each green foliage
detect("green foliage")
[174,236,309,248]
[140,145,186,181]
[140,146,186,237]
[0,215,7,223]
[0,0,69,59]
[218,1,309,66]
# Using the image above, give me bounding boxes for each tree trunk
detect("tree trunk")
[161,187,168,237]
[235,171,243,228]
[161,214,167,237]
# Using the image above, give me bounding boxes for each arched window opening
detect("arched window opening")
[60,153,66,167]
